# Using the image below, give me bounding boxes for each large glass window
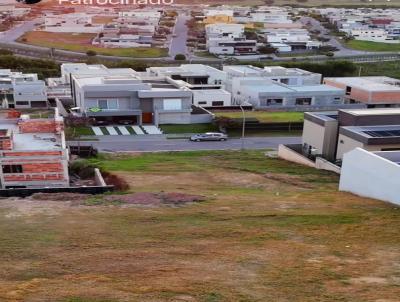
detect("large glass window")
[163,99,182,110]
[98,99,118,110]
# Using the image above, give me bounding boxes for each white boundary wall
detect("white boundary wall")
[339,148,400,206]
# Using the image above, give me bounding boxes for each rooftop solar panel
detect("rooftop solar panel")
[363,130,400,137]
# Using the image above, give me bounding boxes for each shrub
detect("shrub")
[174,54,186,61]
[86,50,97,57]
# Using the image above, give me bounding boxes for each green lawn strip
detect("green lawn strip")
[100,127,110,135]
[69,126,95,136]
[213,111,304,123]
[227,129,302,137]
[125,126,136,135]
[345,40,400,52]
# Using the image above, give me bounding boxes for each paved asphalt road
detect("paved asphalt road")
[0,18,41,42]
[68,136,301,152]
[299,16,372,57]
[169,14,190,57]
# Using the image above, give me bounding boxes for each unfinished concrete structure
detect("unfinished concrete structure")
[0,109,69,189]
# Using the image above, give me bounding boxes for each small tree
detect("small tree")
[0,49,13,56]
[86,50,97,57]
[174,54,186,61]
[258,45,277,54]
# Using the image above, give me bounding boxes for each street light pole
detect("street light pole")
[240,104,246,150]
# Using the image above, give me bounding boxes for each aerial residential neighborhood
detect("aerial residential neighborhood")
[0,0,400,301]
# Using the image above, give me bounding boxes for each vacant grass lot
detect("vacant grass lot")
[213,111,304,123]
[0,150,399,301]
[345,40,400,52]
[356,60,400,79]
[18,31,168,58]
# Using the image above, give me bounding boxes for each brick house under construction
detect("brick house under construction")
[0,109,69,189]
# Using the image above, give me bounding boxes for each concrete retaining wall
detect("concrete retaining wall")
[315,157,341,174]
[278,144,315,168]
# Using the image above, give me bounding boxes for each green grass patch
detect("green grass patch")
[87,150,337,184]
[100,127,110,135]
[345,40,400,52]
[356,60,400,79]
[126,126,136,135]
[194,51,217,58]
[213,111,304,123]
[69,126,95,136]
[160,123,219,134]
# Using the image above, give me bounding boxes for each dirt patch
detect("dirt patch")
[264,173,315,189]
[104,192,206,206]
[31,193,89,202]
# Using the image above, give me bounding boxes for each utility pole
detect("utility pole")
[239,104,246,151]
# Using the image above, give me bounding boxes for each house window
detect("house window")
[346,86,352,95]
[261,99,283,106]
[98,99,118,110]
[16,101,29,106]
[3,165,23,174]
[163,99,182,110]
[198,101,207,105]
[295,98,312,105]
[212,101,224,106]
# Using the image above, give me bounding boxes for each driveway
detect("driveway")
[299,16,373,57]
[68,136,301,152]
[0,18,41,43]
[169,13,190,57]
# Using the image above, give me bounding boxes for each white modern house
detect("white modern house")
[205,23,245,39]
[223,65,322,93]
[230,77,345,108]
[350,28,398,43]
[146,65,231,107]
[207,37,258,55]
[0,70,47,109]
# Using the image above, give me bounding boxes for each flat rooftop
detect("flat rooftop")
[325,76,400,92]
[340,124,400,145]
[244,82,343,94]
[340,108,400,116]
[0,123,62,151]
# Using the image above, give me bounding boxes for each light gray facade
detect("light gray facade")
[72,75,193,125]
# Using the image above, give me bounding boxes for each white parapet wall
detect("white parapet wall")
[339,148,400,206]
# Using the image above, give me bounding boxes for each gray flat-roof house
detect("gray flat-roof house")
[302,108,400,161]
[0,69,47,109]
[71,73,193,125]
[231,77,345,109]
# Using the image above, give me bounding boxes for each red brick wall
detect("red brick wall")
[4,174,65,181]
[18,120,64,134]
[2,151,62,157]
[22,162,63,173]
[371,91,400,103]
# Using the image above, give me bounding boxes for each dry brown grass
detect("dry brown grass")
[0,151,399,302]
